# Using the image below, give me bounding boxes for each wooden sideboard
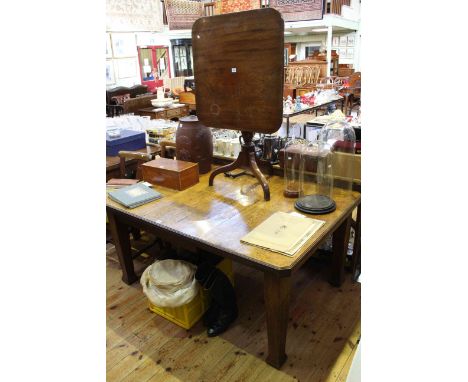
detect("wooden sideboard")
[137,105,189,120]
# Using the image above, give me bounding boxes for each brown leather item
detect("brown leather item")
[106,178,140,186]
[141,157,199,191]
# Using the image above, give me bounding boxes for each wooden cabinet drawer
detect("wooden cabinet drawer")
[165,107,185,119]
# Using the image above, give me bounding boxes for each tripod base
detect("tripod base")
[209,131,270,201]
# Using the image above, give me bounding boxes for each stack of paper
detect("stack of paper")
[108,183,162,209]
[240,212,325,257]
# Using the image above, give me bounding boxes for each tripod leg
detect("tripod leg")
[209,152,245,186]
[248,152,270,201]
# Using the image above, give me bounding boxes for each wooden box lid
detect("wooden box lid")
[192,8,284,134]
[142,157,197,173]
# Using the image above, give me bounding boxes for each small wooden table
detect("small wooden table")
[106,145,160,181]
[106,172,360,368]
[283,96,344,138]
[137,104,189,120]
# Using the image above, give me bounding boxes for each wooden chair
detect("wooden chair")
[158,140,177,159]
[178,91,196,113]
[108,143,161,244]
[344,72,361,115]
[117,143,160,179]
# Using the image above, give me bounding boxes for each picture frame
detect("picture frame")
[332,36,339,47]
[116,57,138,79]
[106,33,112,58]
[346,48,354,58]
[338,48,347,57]
[339,36,347,47]
[347,34,355,47]
[106,60,115,85]
[111,33,137,58]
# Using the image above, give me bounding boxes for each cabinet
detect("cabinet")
[137,105,190,120]
[171,39,194,77]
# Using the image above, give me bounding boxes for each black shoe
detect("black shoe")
[207,307,238,337]
[196,265,238,336]
[203,302,220,327]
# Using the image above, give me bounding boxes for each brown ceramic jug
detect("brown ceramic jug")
[176,115,213,174]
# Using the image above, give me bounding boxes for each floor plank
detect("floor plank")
[107,244,360,382]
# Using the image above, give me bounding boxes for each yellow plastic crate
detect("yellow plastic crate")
[148,258,234,329]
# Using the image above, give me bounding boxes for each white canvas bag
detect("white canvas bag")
[141,259,198,308]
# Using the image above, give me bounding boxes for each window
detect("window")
[305,46,321,58]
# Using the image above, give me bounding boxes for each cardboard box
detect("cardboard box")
[141,157,199,191]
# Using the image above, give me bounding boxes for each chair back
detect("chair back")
[178,91,196,106]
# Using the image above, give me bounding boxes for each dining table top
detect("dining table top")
[106,169,360,275]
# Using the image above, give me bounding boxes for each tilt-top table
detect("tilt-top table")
[106,171,360,368]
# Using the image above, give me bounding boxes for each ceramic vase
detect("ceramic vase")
[176,115,213,174]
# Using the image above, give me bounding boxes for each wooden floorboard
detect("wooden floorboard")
[106,243,360,382]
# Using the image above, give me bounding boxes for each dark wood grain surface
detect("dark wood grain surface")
[192,8,284,134]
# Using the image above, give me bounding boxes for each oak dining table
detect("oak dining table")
[106,170,360,369]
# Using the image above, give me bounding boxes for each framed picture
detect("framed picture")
[106,60,115,85]
[106,34,112,58]
[346,48,354,58]
[338,48,347,57]
[347,35,355,47]
[111,33,137,58]
[332,36,339,47]
[116,58,138,79]
[339,36,347,47]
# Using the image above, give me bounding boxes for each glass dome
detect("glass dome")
[295,120,356,214]
[283,137,307,198]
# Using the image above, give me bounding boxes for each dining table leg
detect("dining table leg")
[329,216,352,287]
[264,271,291,369]
[107,209,138,285]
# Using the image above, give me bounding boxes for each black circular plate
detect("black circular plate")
[295,195,336,215]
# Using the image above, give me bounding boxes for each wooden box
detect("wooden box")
[141,157,199,191]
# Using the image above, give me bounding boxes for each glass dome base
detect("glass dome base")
[295,194,336,215]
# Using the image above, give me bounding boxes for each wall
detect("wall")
[106,32,140,89]
[106,0,168,89]
[340,0,361,22]
[106,30,177,89]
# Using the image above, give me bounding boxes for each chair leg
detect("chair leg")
[130,227,141,241]
[351,204,361,281]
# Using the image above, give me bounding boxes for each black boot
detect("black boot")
[196,263,221,326]
[198,267,238,337]
[202,302,220,327]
